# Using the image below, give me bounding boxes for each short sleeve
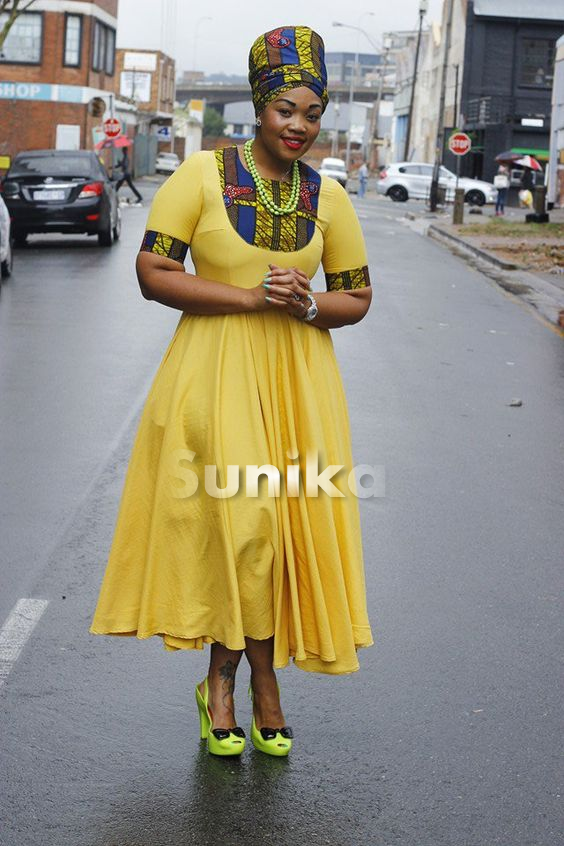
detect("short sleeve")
[321,180,371,292]
[139,152,204,265]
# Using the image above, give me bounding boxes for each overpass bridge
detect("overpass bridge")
[176,81,395,112]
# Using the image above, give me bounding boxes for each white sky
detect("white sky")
[116,0,445,76]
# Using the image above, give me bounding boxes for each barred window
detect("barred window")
[64,14,82,67]
[520,39,555,88]
[0,12,42,64]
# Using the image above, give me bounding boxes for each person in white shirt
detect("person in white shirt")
[494,164,509,216]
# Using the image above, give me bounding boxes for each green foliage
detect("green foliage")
[203,107,226,138]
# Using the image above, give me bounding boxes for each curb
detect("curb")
[427,224,521,270]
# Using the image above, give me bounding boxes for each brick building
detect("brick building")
[114,48,175,156]
[0,0,119,162]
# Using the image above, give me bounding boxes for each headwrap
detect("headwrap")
[248,26,329,116]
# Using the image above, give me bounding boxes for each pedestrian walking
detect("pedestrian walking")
[358,160,369,198]
[518,166,534,209]
[114,146,143,204]
[90,25,374,759]
[494,164,509,216]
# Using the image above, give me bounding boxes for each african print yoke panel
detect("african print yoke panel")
[214,146,321,252]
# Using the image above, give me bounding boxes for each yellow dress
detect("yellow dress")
[89,146,374,674]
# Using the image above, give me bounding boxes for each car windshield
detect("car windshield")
[8,156,93,178]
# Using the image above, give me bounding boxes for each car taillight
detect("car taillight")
[78,182,104,198]
[379,169,387,180]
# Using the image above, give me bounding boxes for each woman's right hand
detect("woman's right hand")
[247,265,312,314]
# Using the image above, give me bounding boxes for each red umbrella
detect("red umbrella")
[95,136,133,150]
[512,155,542,172]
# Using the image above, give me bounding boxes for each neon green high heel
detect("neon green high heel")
[248,678,293,757]
[195,676,246,756]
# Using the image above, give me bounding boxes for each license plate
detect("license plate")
[34,190,65,201]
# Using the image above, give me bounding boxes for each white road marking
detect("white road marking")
[0,598,49,687]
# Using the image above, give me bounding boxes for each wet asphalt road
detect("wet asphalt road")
[1,181,563,846]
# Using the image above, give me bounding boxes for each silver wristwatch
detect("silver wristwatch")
[302,293,318,322]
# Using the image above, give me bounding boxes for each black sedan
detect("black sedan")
[1,149,121,247]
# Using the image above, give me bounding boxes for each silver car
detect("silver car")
[155,152,180,174]
[318,157,348,188]
[0,194,13,279]
[378,162,497,206]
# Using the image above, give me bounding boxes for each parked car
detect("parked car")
[1,150,121,247]
[155,152,180,174]
[318,157,348,188]
[0,193,13,279]
[377,162,497,206]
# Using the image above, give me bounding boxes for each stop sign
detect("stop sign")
[103,117,122,139]
[448,132,471,156]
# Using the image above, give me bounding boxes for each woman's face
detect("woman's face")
[258,86,323,163]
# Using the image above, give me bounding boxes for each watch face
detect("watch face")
[306,304,318,321]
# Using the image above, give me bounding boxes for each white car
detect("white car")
[318,157,348,188]
[155,152,180,174]
[0,194,13,279]
[377,162,497,206]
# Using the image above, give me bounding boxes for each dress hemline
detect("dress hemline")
[88,625,374,675]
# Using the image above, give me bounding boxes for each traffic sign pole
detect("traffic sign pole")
[448,131,471,225]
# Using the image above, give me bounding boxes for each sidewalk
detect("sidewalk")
[406,203,564,331]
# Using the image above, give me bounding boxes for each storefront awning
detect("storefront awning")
[510,147,550,161]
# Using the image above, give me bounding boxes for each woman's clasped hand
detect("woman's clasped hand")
[251,263,313,319]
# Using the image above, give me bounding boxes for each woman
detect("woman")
[90,25,374,758]
[494,164,509,216]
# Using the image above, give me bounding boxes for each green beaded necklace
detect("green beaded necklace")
[243,138,300,216]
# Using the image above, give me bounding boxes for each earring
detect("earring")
[256,117,262,127]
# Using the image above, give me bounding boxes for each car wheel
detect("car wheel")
[465,189,485,207]
[1,248,13,279]
[388,185,408,202]
[98,213,113,247]
[112,207,122,242]
[14,231,28,248]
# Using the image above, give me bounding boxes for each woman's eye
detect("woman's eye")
[307,115,320,122]
[279,109,291,117]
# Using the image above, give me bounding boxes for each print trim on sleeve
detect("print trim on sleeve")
[140,230,189,264]
[325,265,371,292]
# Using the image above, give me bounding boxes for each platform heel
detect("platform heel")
[195,676,246,756]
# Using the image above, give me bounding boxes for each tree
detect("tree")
[0,1,37,54]
[203,107,226,138]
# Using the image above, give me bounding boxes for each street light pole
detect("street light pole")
[429,0,455,212]
[404,0,428,162]
[333,17,376,171]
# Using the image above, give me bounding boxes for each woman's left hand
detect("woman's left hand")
[263,264,312,319]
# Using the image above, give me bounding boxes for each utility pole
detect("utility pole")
[345,51,357,170]
[429,0,455,212]
[403,0,428,162]
[370,38,390,168]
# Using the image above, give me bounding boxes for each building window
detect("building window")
[92,20,115,75]
[105,28,115,75]
[0,11,42,64]
[520,39,555,88]
[92,20,103,71]
[64,14,82,67]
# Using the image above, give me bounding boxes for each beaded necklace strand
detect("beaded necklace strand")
[243,139,300,216]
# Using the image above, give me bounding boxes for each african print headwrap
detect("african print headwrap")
[248,26,329,116]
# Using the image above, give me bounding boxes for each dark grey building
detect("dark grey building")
[458,0,564,181]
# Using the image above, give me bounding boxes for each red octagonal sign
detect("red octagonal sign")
[103,117,122,139]
[449,132,471,156]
